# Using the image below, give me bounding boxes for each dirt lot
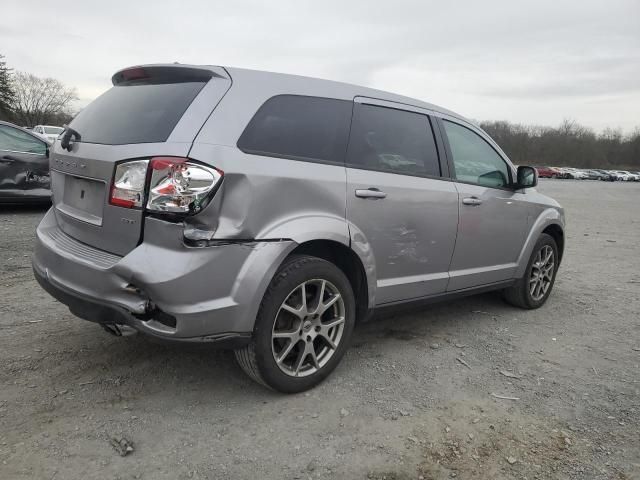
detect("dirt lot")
[1,180,639,480]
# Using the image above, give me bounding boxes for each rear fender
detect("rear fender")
[260,215,377,310]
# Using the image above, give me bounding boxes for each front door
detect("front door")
[439,119,529,291]
[345,100,459,304]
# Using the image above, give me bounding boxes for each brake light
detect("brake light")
[109,160,149,208]
[120,67,148,81]
[147,157,223,214]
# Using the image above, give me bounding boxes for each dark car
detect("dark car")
[0,120,51,204]
[591,169,615,181]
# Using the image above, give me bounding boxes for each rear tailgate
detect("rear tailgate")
[50,65,231,256]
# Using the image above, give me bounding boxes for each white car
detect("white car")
[560,167,588,180]
[32,125,64,143]
[616,170,640,181]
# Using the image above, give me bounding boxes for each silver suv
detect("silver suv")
[33,64,565,392]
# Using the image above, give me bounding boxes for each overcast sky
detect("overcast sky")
[2,0,639,131]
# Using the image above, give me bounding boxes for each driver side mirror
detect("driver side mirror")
[515,166,538,189]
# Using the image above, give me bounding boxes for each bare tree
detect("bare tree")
[11,71,78,126]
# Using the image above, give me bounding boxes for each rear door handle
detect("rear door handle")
[355,188,387,199]
[462,196,482,206]
[0,155,16,163]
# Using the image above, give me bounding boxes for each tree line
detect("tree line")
[480,119,639,170]
[0,54,77,127]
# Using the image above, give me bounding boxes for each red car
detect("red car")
[535,166,560,178]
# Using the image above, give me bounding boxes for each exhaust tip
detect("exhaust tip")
[102,323,138,337]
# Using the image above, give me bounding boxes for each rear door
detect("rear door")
[346,98,459,304]
[438,118,529,291]
[0,124,50,198]
[50,65,231,256]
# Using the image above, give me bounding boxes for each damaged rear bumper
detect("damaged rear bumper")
[33,208,295,344]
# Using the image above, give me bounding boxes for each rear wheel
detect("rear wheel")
[235,255,355,393]
[503,234,558,309]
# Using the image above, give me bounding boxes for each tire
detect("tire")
[235,255,356,393]
[503,233,559,309]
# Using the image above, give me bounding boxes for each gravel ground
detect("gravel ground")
[1,180,639,480]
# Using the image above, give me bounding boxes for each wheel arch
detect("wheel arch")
[515,209,565,278]
[542,223,564,264]
[286,239,372,322]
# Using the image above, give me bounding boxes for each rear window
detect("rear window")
[237,95,352,164]
[69,81,206,145]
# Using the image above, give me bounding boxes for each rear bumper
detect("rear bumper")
[33,208,295,344]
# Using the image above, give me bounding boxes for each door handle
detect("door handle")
[355,188,387,199]
[462,196,482,206]
[0,155,16,163]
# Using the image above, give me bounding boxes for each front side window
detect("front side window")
[238,95,352,164]
[0,125,47,155]
[346,103,441,177]
[443,120,511,188]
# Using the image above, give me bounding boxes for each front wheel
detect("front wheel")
[503,233,558,309]
[235,255,355,393]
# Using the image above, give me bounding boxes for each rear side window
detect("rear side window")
[237,95,352,164]
[346,103,441,177]
[69,81,206,145]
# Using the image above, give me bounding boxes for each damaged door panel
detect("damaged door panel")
[0,122,51,203]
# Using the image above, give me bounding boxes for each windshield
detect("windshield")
[69,80,207,145]
[44,127,64,134]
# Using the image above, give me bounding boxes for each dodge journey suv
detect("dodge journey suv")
[33,64,565,393]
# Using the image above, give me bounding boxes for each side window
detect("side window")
[346,103,441,177]
[443,120,511,188]
[237,95,352,164]
[0,125,47,155]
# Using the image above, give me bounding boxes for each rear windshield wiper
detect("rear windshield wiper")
[61,127,81,151]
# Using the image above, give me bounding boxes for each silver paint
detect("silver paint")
[33,64,565,341]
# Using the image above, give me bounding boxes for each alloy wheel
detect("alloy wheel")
[271,279,345,377]
[529,245,555,301]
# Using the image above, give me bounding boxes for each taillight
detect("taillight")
[109,157,223,215]
[109,160,149,208]
[147,157,222,214]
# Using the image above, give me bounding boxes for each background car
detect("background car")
[583,169,607,180]
[618,170,640,181]
[590,169,615,181]
[610,170,631,181]
[0,120,51,203]
[534,166,560,178]
[32,125,64,143]
[559,167,588,180]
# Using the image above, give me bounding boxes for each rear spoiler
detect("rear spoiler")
[112,65,227,86]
